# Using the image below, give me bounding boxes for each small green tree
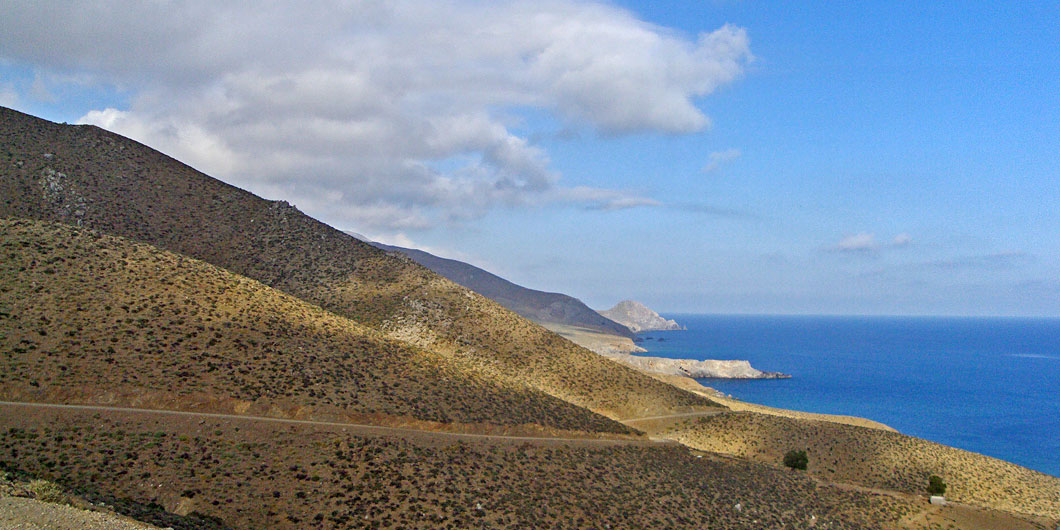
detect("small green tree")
[927,475,946,495]
[783,449,808,470]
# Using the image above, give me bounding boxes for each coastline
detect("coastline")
[647,372,896,432]
[602,352,790,380]
[543,322,788,380]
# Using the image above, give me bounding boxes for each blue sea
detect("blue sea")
[636,314,1060,478]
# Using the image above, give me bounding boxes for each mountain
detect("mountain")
[369,242,635,339]
[599,300,684,333]
[0,218,627,433]
[0,105,712,420]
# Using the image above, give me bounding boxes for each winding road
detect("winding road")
[619,410,725,423]
[0,400,685,446]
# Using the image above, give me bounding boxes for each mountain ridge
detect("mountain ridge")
[0,105,715,420]
[370,241,636,340]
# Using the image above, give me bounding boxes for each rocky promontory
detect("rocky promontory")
[599,300,684,333]
[601,353,790,379]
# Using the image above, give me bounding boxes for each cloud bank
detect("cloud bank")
[834,232,877,252]
[0,1,751,230]
[702,148,741,173]
[831,232,913,253]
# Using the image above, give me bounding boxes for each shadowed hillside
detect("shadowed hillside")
[0,106,715,419]
[370,242,635,339]
[0,218,629,433]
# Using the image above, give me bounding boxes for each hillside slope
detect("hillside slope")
[1,405,934,530]
[662,411,1060,520]
[371,242,635,340]
[0,106,714,419]
[0,218,628,433]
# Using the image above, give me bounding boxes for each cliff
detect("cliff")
[599,300,684,333]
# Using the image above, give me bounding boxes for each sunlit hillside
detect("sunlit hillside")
[0,106,716,421]
[0,218,627,433]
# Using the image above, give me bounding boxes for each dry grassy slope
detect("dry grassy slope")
[0,218,630,433]
[664,412,1060,520]
[0,106,713,420]
[0,406,927,530]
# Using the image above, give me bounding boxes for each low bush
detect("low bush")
[28,479,65,503]
[927,475,946,496]
[783,450,808,470]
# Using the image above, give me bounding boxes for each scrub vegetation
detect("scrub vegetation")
[0,407,917,530]
[661,411,1060,520]
[0,218,627,433]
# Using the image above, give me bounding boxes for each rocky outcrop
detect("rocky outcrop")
[599,300,684,333]
[601,353,790,379]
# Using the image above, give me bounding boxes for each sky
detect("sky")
[1,1,1057,316]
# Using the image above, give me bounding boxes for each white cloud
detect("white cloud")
[702,148,741,173]
[834,232,877,252]
[832,232,915,253]
[361,231,501,272]
[0,1,750,231]
[371,232,476,262]
[556,186,662,211]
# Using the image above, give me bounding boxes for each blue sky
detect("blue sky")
[2,1,1057,316]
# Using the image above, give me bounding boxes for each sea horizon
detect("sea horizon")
[637,313,1060,478]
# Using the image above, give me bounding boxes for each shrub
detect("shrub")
[783,450,808,470]
[28,479,65,503]
[927,475,946,495]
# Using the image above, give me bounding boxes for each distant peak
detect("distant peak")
[599,300,684,333]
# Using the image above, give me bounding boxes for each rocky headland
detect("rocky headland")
[602,353,790,379]
[599,300,684,333]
